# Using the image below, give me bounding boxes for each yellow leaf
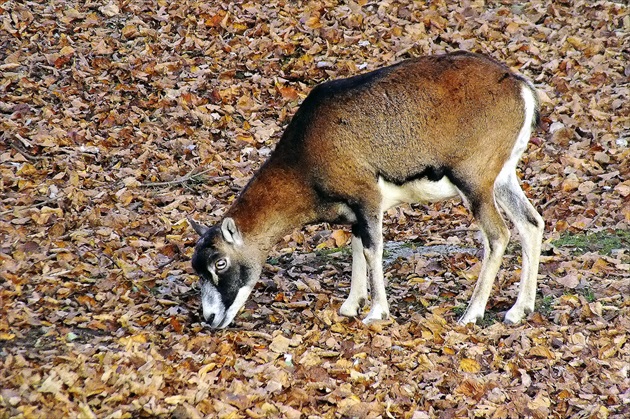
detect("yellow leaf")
[315,241,330,250]
[78,402,97,419]
[331,229,351,247]
[260,402,279,414]
[461,262,481,280]
[559,294,580,307]
[460,358,481,373]
[443,347,455,355]
[92,39,113,55]
[236,134,255,144]
[337,395,361,413]
[121,25,137,38]
[39,373,63,394]
[115,188,134,205]
[556,272,579,289]
[566,36,584,49]
[122,176,141,187]
[198,363,216,377]
[557,390,572,399]
[99,2,120,17]
[59,45,75,56]
[614,182,630,197]
[70,171,80,186]
[17,163,37,176]
[529,346,555,360]
[599,344,617,359]
[350,369,369,381]
[165,395,186,405]
[561,173,580,192]
[131,334,147,343]
[118,333,147,346]
[298,350,321,367]
[269,334,291,353]
[305,15,321,28]
[236,95,256,112]
[505,22,520,34]
[65,8,84,19]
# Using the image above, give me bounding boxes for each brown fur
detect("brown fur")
[228,52,531,248]
[194,51,543,328]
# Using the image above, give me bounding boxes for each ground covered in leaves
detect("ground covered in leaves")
[1,0,629,418]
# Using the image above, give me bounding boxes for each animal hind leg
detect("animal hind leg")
[458,194,511,325]
[495,172,544,324]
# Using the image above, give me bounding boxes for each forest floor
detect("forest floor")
[1,0,629,418]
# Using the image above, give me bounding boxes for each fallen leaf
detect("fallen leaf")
[269,334,291,353]
[460,358,481,373]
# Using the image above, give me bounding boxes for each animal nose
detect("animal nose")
[198,307,215,325]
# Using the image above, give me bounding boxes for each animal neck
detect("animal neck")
[225,159,316,260]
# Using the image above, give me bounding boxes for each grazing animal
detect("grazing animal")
[190,51,544,329]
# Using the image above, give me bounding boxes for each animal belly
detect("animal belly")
[378,176,460,210]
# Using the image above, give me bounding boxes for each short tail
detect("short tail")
[522,78,541,130]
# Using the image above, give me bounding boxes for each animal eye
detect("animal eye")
[214,258,228,272]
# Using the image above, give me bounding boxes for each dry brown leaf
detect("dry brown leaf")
[2,1,628,418]
[460,358,481,373]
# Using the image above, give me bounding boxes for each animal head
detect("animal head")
[189,217,262,328]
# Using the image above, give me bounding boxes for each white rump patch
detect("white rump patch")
[495,84,537,187]
[378,176,460,211]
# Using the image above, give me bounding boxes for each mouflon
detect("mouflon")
[190,51,544,329]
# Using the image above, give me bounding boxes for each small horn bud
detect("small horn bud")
[188,218,209,236]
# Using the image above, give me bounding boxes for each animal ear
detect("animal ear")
[221,217,243,246]
[188,218,209,236]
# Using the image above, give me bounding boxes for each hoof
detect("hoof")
[504,305,530,325]
[362,305,390,325]
[457,310,483,326]
[339,303,359,317]
[339,297,366,317]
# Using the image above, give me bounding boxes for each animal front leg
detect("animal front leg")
[339,235,368,317]
[359,214,390,324]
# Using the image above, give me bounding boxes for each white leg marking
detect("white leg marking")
[362,213,390,324]
[458,218,510,325]
[340,235,368,317]
[497,174,544,324]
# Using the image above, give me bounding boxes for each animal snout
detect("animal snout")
[198,306,215,325]
[204,312,215,325]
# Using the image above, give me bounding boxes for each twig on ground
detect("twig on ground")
[141,168,213,187]
[540,197,559,210]
[0,197,61,216]
[5,135,46,162]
